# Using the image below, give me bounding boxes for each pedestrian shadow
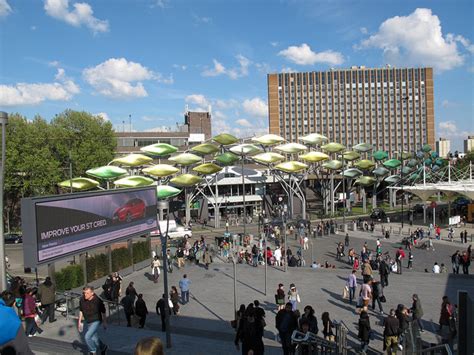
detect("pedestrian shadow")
[144,272,154,281]
[327,298,357,315]
[190,292,227,322]
[218,269,265,295]
[261,300,278,316]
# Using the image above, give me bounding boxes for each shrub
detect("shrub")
[111,247,132,271]
[133,240,151,263]
[54,264,84,291]
[86,253,109,282]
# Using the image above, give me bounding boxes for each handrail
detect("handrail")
[419,344,453,355]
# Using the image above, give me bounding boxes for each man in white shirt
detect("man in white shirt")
[432,262,440,273]
[274,247,282,266]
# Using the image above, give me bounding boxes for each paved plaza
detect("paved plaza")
[25,221,473,354]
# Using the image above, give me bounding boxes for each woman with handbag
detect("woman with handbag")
[151,256,161,283]
[371,280,385,315]
[23,288,43,337]
[275,283,286,311]
[288,284,300,311]
[358,310,371,355]
[321,312,335,342]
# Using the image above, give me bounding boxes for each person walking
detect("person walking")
[383,309,400,355]
[169,286,180,315]
[407,251,413,269]
[411,294,424,332]
[38,276,56,324]
[359,280,372,313]
[347,270,357,305]
[461,246,471,274]
[275,283,286,311]
[344,233,350,247]
[396,305,409,351]
[371,280,384,315]
[395,247,405,275]
[120,293,135,327]
[361,260,373,283]
[321,312,335,342]
[179,274,191,304]
[287,284,301,311]
[135,294,148,329]
[234,309,265,355]
[299,305,318,334]
[176,247,185,269]
[151,256,161,283]
[125,282,138,303]
[203,248,213,270]
[274,246,282,266]
[166,249,173,273]
[358,311,371,355]
[451,251,460,274]
[155,294,171,332]
[23,288,43,337]
[78,286,108,354]
[276,302,298,355]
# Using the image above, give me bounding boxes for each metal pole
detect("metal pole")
[242,147,247,236]
[264,229,267,296]
[69,150,73,193]
[232,245,237,320]
[0,112,8,292]
[401,164,404,228]
[283,208,287,272]
[158,211,172,348]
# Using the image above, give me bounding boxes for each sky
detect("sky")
[0,0,473,151]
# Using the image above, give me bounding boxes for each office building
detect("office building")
[268,66,435,155]
[436,137,450,158]
[464,136,474,153]
[115,109,211,154]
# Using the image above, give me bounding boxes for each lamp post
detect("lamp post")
[283,203,288,272]
[0,112,7,292]
[241,146,247,236]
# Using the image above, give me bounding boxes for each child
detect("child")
[407,251,413,269]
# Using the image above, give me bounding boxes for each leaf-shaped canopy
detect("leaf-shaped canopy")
[353,143,373,153]
[229,144,262,156]
[191,143,220,155]
[424,158,432,166]
[322,160,343,170]
[170,174,203,187]
[384,175,401,184]
[401,166,413,175]
[111,154,153,167]
[409,173,420,181]
[355,159,375,170]
[372,150,388,161]
[213,133,239,145]
[58,177,99,191]
[373,166,390,177]
[215,152,240,166]
[299,151,329,163]
[156,185,182,199]
[416,151,425,159]
[86,166,127,180]
[274,143,308,154]
[400,151,412,160]
[299,133,328,145]
[252,152,285,164]
[252,134,285,145]
[422,144,432,153]
[113,176,154,188]
[321,142,345,153]
[432,165,440,172]
[407,159,418,168]
[140,143,178,157]
[342,151,360,161]
[383,159,402,169]
[435,158,444,166]
[169,153,202,166]
[355,176,377,186]
[431,151,439,159]
[142,164,179,177]
[342,168,363,179]
[274,161,308,173]
[192,163,223,175]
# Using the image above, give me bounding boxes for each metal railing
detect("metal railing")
[418,344,453,355]
[292,330,337,355]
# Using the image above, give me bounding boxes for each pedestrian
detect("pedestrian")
[411,294,424,332]
[110,273,122,302]
[176,247,185,269]
[461,246,471,274]
[321,312,335,342]
[203,248,213,270]
[234,309,265,355]
[23,288,43,337]
[125,282,138,303]
[135,294,148,329]
[134,337,164,355]
[252,244,259,267]
[407,251,413,269]
[344,233,350,247]
[359,280,372,313]
[287,283,301,311]
[120,293,135,327]
[395,247,405,275]
[166,249,173,273]
[451,251,460,274]
[299,305,318,334]
[151,256,161,283]
[347,270,357,305]
[353,256,360,271]
[383,309,400,354]
[179,274,191,304]
[253,300,266,324]
[371,280,384,315]
[358,310,371,355]
[463,230,468,243]
[432,262,440,273]
[396,305,409,350]
[275,283,286,311]
[38,276,56,324]
[78,286,108,354]
[274,246,282,266]
[155,294,171,332]
[276,302,298,355]
[170,286,180,315]
[361,260,373,283]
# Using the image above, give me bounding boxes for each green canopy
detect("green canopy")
[422,144,432,153]
[373,166,390,177]
[384,175,401,184]
[322,160,343,170]
[215,152,240,166]
[299,133,328,145]
[142,164,179,177]
[355,176,377,186]
[191,143,220,155]
[229,144,262,156]
[113,176,154,188]
[274,161,308,173]
[274,143,308,154]
[170,174,203,187]
[58,177,99,191]
[86,166,127,180]
[252,152,285,164]
[299,151,329,163]
[353,143,373,153]
[383,159,402,169]
[111,154,153,167]
[156,185,182,199]
[192,163,223,175]
[355,159,375,170]
[169,153,202,166]
[342,151,360,161]
[321,142,345,153]
[213,133,239,145]
[252,134,285,145]
[342,168,363,178]
[372,150,388,161]
[140,143,178,157]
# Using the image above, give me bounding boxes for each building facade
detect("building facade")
[268,66,435,155]
[464,136,474,153]
[436,138,450,158]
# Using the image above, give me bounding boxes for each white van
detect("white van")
[150,220,192,239]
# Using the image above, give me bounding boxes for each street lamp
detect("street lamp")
[0,111,7,291]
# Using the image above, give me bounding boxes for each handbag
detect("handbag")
[380,295,386,303]
[296,294,301,303]
[342,286,349,299]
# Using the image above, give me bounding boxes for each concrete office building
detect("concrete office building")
[436,137,450,158]
[464,136,474,153]
[268,66,435,156]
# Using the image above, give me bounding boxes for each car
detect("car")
[4,233,22,244]
[370,208,386,221]
[113,198,146,222]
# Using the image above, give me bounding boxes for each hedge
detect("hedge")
[86,253,109,282]
[133,240,150,263]
[111,247,132,272]
[54,264,84,291]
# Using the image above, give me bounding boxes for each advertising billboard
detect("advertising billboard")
[22,187,157,267]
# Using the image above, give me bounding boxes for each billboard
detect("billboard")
[22,187,157,267]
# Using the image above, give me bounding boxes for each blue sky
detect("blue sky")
[0,0,473,150]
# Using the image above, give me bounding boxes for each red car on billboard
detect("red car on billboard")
[113,198,146,222]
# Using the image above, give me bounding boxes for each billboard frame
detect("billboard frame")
[21,186,157,268]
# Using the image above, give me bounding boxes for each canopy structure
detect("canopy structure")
[390,180,474,200]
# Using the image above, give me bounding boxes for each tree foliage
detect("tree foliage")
[4,110,116,229]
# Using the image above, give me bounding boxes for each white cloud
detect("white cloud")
[0,0,12,18]
[450,34,474,54]
[438,121,472,139]
[154,0,168,9]
[270,41,279,47]
[44,0,109,34]
[95,112,110,121]
[360,27,368,35]
[193,14,212,24]
[214,99,238,110]
[83,58,168,99]
[201,55,251,79]
[172,64,187,71]
[185,94,209,108]
[242,97,268,118]
[236,119,252,127]
[441,100,460,109]
[359,8,465,72]
[0,68,79,106]
[278,43,344,66]
[281,67,296,73]
[31,25,37,30]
